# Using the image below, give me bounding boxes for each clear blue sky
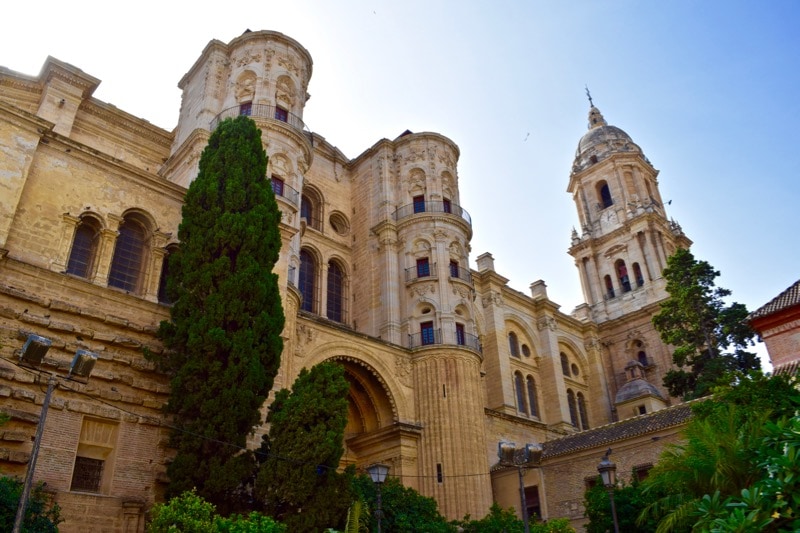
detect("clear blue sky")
[3,1,798,364]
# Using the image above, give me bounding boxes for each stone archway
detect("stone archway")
[328,356,421,481]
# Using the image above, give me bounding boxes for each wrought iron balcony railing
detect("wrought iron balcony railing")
[458,332,482,353]
[393,200,472,226]
[271,179,300,205]
[406,263,438,283]
[449,266,473,284]
[211,104,313,145]
[409,328,442,349]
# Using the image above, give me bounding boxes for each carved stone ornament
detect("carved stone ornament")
[235,75,256,101]
[277,55,300,76]
[404,150,426,163]
[438,152,455,169]
[410,283,435,297]
[295,323,315,355]
[584,339,601,353]
[235,50,262,68]
[536,316,557,332]
[395,355,412,387]
[481,292,504,308]
[452,286,471,299]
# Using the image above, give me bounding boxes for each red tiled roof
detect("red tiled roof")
[749,279,800,320]
[542,403,694,458]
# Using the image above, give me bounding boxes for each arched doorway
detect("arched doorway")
[328,356,421,484]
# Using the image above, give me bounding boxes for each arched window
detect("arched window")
[299,249,317,313]
[577,392,589,430]
[560,353,571,376]
[598,181,613,209]
[633,262,644,287]
[616,259,631,293]
[567,389,579,427]
[638,350,648,366]
[108,217,148,293]
[327,260,345,323]
[526,376,539,417]
[509,332,520,358]
[66,218,101,279]
[515,372,528,414]
[301,189,322,231]
[604,275,615,299]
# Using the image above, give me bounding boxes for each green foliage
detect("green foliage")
[457,502,523,532]
[148,489,217,532]
[529,518,575,532]
[457,503,575,533]
[353,475,454,532]
[0,477,62,532]
[151,116,285,513]
[638,375,800,532]
[584,478,662,533]
[148,490,285,533]
[255,362,353,531]
[652,248,758,399]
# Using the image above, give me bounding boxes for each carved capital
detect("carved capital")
[536,316,557,332]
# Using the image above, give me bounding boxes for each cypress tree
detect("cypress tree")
[154,115,284,513]
[255,361,353,530]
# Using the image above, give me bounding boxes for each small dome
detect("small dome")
[572,106,643,173]
[615,378,664,403]
[615,361,664,404]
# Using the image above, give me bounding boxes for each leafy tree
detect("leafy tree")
[151,115,285,513]
[148,490,286,533]
[638,374,800,532]
[584,477,662,533]
[353,475,454,533]
[457,502,523,533]
[255,362,353,531]
[457,502,575,533]
[652,248,758,399]
[0,477,62,533]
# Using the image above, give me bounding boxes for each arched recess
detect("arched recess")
[557,338,589,382]
[503,316,538,364]
[323,355,417,470]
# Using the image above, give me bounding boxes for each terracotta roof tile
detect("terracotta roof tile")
[542,403,694,459]
[749,279,800,320]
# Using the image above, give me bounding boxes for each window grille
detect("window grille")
[70,457,104,492]
[108,221,146,293]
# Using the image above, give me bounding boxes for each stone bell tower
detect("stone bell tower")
[567,101,692,407]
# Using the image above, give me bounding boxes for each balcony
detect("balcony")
[409,328,442,349]
[271,180,300,205]
[448,266,473,285]
[211,104,313,145]
[458,332,482,353]
[393,200,472,227]
[407,328,482,353]
[406,263,438,283]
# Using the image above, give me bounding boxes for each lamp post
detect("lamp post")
[367,462,390,533]
[498,442,543,533]
[597,451,620,533]
[12,336,97,533]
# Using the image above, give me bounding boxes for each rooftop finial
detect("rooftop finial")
[585,85,594,108]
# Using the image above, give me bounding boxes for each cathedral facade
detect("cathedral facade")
[0,30,692,531]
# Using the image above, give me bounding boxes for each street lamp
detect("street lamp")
[597,450,620,533]
[498,441,543,533]
[13,336,97,533]
[367,463,390,533]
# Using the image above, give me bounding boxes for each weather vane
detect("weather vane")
[585,85,594,107]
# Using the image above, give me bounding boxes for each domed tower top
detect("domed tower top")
[572,105,645,175]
